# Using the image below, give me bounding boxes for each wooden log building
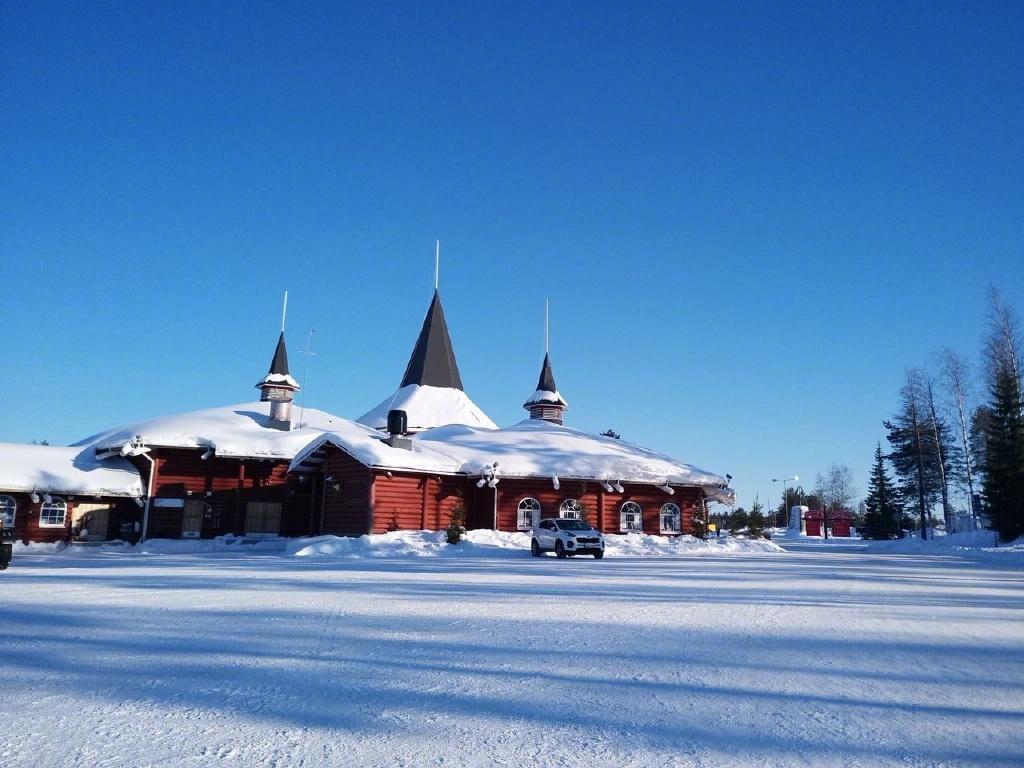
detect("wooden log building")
[3,291,732,543]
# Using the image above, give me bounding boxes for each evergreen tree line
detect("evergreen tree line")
[863,290,1024,542]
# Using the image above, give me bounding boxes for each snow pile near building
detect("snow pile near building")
[604,533,784,556]
[869,530,1024,561]
[286,529,529,559]
[136,535,289,554]
[286,530,782,559]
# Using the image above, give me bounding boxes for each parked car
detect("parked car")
[531,517,605,559]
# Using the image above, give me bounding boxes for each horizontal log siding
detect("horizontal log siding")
[371,473,422,532]
[319,448,372,536]
[367,473,473,533]
[490,478,602,532]
[489,479,703,535]
[145,448,313,539]
[2,491,74,543]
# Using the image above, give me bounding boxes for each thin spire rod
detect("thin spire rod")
[434,240,440,291]
[280,290,289,333]
[544,299,550,353]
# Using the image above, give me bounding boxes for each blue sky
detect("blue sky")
[2,2,1022,509]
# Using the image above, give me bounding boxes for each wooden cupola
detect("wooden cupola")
[523,353,568,425]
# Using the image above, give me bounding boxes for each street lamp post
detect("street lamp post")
[771,475,799,529]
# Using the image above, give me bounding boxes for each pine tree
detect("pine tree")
[984,368,1024,540]
[885,369,938,538]
[981,290,1024,542]
[862,443,901,539]
[747,501,765,539]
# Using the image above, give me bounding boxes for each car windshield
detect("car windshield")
[557,520,592,531]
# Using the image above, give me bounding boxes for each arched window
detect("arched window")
[39,498,67,528]
[559,499,584,520]
[660,503,681,534]
[516,497,541,530]
[0,494,16,529]
[620,501,643,532]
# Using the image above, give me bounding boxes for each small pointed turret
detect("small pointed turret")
[524,353,568,424]
[255,332,300,430]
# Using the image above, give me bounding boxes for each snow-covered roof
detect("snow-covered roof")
[256,371,300,389]
[0,442,143,497]
[414,420,729,487]
[357,384,498,432]
[523,388,567,406]
[74,401,366,460]
[291,418,730,491]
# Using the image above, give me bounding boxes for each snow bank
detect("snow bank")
[286,530,783,559]
[868,530,1024,561]
[605,533,784,557]
[287,529,530,559]
[136,535,289,554]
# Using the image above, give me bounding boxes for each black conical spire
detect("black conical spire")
[256,332,299,404]
[400,290,464,390]
[523,352,567,423]
[268,332,290,376]
[536,353,557,393]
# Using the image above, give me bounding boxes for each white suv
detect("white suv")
[531,518,605,559]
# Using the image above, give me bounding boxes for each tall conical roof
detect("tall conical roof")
[535,353,558,394]
[256,332,300,398]
[268,332,290,376]
[400,290,464,390]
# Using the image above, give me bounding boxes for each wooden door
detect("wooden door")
[182,500,204,538]
[245,502,282,538]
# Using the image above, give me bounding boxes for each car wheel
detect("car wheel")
[555,541,567,559]
[593,550,604,559]
[531,539,541,557]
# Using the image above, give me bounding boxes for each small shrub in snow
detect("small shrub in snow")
[446,493,467,544]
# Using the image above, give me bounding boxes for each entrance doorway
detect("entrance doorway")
[245,502,282,538]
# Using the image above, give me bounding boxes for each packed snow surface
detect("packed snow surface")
[0,441,142,496]
[3,545,1021,767]
[358,383,499,431]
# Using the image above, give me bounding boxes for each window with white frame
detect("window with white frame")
[559,498,584,520]
[620,501,643,532]
[39,498,67,528]
[517,497,541,530]
[660,503,681,534]
[0,494,15,529]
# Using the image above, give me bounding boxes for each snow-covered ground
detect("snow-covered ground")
[2,545,1022,767]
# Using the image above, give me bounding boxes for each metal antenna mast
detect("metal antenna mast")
[298,328,317,429]
[280,290,289,333]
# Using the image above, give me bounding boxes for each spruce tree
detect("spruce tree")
[885,369,938,538]
[747,501,766,539]
[984,368,1024,540]
[862,443,901,539]
[981,290,1024,542]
